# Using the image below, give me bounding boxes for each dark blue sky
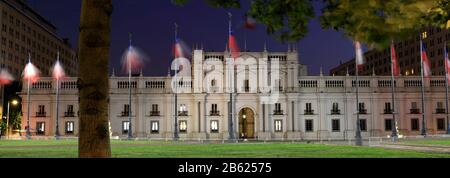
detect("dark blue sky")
[27,0,357,76]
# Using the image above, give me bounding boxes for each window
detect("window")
[332,119,340,132]
[65,121,74,134]
[122,121,130,134]
[411,118,419,131]
[243,79,249,92]
[359,119,367,131]
[385,119,393,131]
[410,102,420,114]
[179,104,188,116]
[437,118,445,131]
[65,105,74,117]
[151,121,159,134]
[384,102,392,114]
[305,103,313,115]
[436,102,445,113]
[179,121,187,133]
[36,122,45,135]
[122,104,130,116]
[210,120,219,133]
[210,104,219,116]
[151,104,160,116]
[274,103,283,115]
[211,79,216,87]
[37,105,46,117]
[358,103,366,114]
[331,103,340,114]
[274,120,282,132]
[305,120,313,132]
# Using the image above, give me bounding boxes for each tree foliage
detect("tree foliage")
[321,0,449,49]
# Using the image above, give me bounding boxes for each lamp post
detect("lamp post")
[6,99,19,139]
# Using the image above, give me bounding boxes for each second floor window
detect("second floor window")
[410,102,420,114]
[179,104,188,116]
[436,102,445,113]
[305,103,313,115]
[122,104,130,116]
[358,103,366,114]
[244,79,249,92]
[274,103,283,115]
[37,105,45,114]
[65,105,74,117]
[384,102,392,114]
[152,104,159,112]
[210,104,219,116]
[331,103,340,114]
[151,104,160,116]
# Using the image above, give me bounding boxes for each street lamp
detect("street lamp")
[6,99,19,139]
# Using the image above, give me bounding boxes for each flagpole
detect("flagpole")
[128,33,133,139]
[55,52,60,139]
[228,12,235,141]
[173,23,179,141]
[390,42,398,141]
[26,54,31,140]
[420,37,427,136]
[355,57,362,146]
[444,42,450,135]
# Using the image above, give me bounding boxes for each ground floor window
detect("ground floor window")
[437,118,445,131]
[36,122,45,135]
[210,120,219,133]
[274,120,282,132]
[411,118,419,131]
[65,121,74,134]
[385,119,393,131]
[151,121,159,134]
[359,119,367,131]
[179,120,187,133]
[305,119,313,132]
[332,119,340,132]
[122,121,130,134]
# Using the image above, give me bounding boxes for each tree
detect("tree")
[321,0,449,49]
[77,0,113,158]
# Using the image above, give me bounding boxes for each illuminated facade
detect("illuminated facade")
[20,48,450,140]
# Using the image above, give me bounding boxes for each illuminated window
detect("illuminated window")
[179,121,187,133]
[122,121,130,134]
[274,120,282,132]
[421,32,427,39]
[65,121,74,134]
[151,121,159,134]
[36,122,45,135]
[210,120,219,133]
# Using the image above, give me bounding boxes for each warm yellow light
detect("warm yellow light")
[11,100,19,105]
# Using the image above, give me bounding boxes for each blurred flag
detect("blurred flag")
[421,40,431,77]
[52,59,66,80]
[23,60,40,83]
[0,68,14,85]
[355,41,365,72]
[390,42,400,76]
[445,44,450,82]
[229,31,240,59]
[243,14,256,30]
[121,46,146,75]
[173,37,184,58]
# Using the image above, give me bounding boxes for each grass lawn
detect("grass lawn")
[401,139,450,146]
[0,140,449,158]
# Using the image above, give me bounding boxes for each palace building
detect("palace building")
[19,47,450,140]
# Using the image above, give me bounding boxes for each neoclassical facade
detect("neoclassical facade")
[20,48,450,140]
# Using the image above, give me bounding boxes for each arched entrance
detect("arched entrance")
[238,108,255,138]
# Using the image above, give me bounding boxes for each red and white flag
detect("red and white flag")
[444,43,450,82]
[0,68,14,85]
[23,60,40,83]
[355,41,365,72]
[390,43,400,76]
[421,40,431,77]
[52,59,66,80]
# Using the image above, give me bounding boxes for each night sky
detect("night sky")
[26,0,358,76]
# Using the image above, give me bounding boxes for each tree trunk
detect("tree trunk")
[78,0,113,158]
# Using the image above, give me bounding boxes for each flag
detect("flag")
[355,41,365,72]
[23,60,40,83]
[173,37,184,58]
[445,44,450,82]
[243,14,256,30]
[52,60,66,80]
[0,68,14,85]
[229,31,240,59]
[391,43,400,76]
[421,40,431,77]
[121,46,145,74]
